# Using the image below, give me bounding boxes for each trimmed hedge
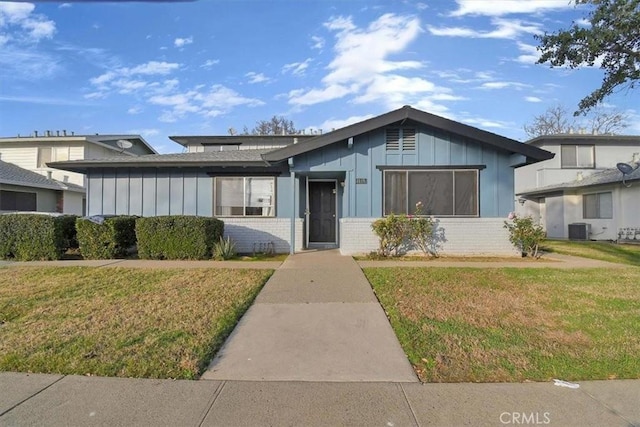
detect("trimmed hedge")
[0,214,74,261]
[76,216,138,259]
[136,216,224,260]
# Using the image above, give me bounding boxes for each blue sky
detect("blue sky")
[0,0,637,153]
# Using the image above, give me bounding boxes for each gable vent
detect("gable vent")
[386,128,400,151]
[402,128,416,151]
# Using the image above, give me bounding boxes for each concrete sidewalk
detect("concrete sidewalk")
[1,373,638,426]
[201,249,418,382]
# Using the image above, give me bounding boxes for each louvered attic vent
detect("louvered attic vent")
[386,128,400,151]
[402,128,416,151]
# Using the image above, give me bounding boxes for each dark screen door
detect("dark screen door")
[309,181,336,243]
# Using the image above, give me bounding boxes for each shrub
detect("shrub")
[0,214,71,261]
[371,214,411,257]
[372,202,446,258]
[213,236,236,260]
[76,216,137,259]
[136,216,224,260]
[58,215,79,250]
[504,213,545,258]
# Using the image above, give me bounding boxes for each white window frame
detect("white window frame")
[583,192,612,219]
[213,176,276,217]
[561,145,595,168]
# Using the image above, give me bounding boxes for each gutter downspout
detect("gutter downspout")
[290,169,296,255]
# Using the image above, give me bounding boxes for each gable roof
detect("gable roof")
[0,160,84,192]
[170,135,314,147]
[517,162,640,196]
[0,134,158,155]
[49,149,273,173]
[262,105,554,163]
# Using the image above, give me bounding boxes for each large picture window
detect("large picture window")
[583,192,612,219]
[384,169,478,216]
[214,177,275,216]
[561,145,594,168]
[0,190,37,211]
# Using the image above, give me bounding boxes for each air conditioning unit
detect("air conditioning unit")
[568,223,591,240]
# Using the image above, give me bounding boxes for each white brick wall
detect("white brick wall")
[222,218,303,254]
[339,217,520,256]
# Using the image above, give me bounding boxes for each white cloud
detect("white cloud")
[282,58,312,76]
[479,81,529,90]
[428,18,540,39]
[174,36,193,48]
[59,3,72,8]
[315,114,374,132]
[127,128,159,137]
[245,71,272,84]
[127,106,143,114]
[201,59,220,68]
[515,42,540,64]
[311,35,324,50]
[525,96,543,103]
[450,0,571,17]
[89,61,180,95]
[150,84,264,122]
[0,1,56,45]
[463,117,510,129]
[130,61,180,75]
[289,13,455,111]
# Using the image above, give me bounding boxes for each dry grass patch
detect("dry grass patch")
[364,267,640,383]
[0,267,272,379]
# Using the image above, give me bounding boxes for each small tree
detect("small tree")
[408,201,440,257]
[523,104,628,138]
[504,213,546,258]
[241,116,298,135]
[535,0,640,114]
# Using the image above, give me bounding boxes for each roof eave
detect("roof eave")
[49,160,274,173]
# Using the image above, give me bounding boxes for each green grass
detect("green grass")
[542,240,640,266]
[364,267,640,383]
[0,267,272,379]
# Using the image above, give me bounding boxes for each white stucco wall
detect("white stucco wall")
[62,191,85,216]
[339,217,520,256]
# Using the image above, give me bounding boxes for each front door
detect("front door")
[308,181,336,243]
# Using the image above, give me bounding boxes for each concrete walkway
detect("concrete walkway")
[2,251,640,425]
[201,249,418,382]
[1,373,638,426]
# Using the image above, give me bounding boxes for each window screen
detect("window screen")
[384,169,478,216]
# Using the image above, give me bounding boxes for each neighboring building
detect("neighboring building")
[0,160,84,214]
[0,133,157,215]
[515,135,640,241]
[51,106,553,255]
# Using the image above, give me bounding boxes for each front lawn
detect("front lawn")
[365,267,640,383]
[0,267,272,379]
[542,240,640,266]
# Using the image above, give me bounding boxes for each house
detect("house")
[0,160,84,214]
[515,135,640,241]
[0,132,157,215]
[51,106,553,255]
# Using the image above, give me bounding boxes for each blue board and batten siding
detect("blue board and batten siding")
[86,169,294,217]
[292,125,516,218]
[87,125,515,219]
